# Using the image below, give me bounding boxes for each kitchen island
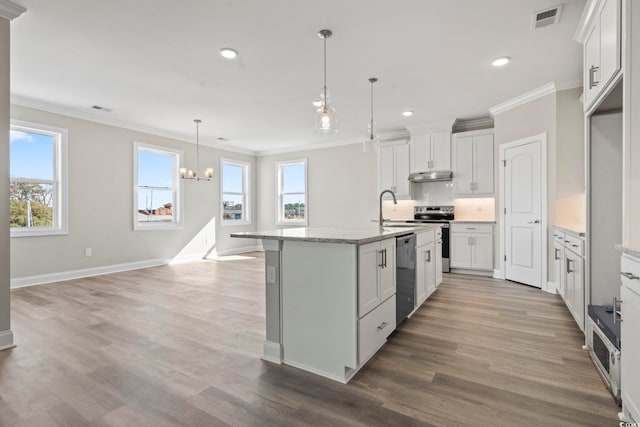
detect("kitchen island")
[231,225,441,383]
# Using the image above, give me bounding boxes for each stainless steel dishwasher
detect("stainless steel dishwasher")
[396,234,416,326]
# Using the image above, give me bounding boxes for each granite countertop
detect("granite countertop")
[555,225,586,237]
[230,225,440,245]
[615,244,640,259]
[451,220,496,223]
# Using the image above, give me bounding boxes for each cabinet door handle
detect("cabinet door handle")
[555,248,560,260]
[566,258,573,274]
[590,65,599,88]
[527,220,540,224]
[426,250,431,263]
[468,237,472,246]
[383,249,387,268]
[377,321,388,330]
[621,272,640,281]
[378,250,385,268]
[613,297,623,323]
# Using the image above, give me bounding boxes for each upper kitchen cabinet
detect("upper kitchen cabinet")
[409,131,451,173]
[452,129,494,197]
[379,141,410,199]
[582,0,621,111]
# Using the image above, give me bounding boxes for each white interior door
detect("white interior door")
[504,139,543,287]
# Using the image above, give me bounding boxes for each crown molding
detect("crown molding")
[489,82,556,116]
[574,0,600,43]
[0,0,25,20]
[10,95,257,156]
[405,119,455,135]
[255,128,409,157]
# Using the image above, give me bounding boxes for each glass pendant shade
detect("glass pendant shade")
[315,102,337,133]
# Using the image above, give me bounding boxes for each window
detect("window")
[134,142,182,230]
[221,159,251,225]
[276,159,307,225]
[9,121,68,237]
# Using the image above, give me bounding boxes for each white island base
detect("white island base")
[232,226,440,383]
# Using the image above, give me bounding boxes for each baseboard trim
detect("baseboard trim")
[211,245,264,257]
[493,269,504,279]
[450,268,494,277]
[10,258,170,289]
[545,281,558,294]
[283,359,349,384]
[0,330,15,351]
[262,340,283,364]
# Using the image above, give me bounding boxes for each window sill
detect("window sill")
[221,220,251,227]
[10,228,69,238]
[276,221,308,227]
[134,223,184,231]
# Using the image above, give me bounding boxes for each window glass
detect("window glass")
[221,159,250,224]
[276,160,307,225]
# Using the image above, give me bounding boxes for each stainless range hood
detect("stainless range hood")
[408,170,453,183]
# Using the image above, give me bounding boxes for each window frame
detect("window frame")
[133,142,183,231]
[276,159,308,226]
[220,158,251,226]
[9,120,69,238]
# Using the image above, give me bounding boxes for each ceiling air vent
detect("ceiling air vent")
[532,4,563,29]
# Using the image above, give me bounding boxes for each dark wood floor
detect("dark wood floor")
[0,253,619,426]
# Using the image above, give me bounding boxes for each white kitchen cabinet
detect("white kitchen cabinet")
[554,239,566,297]
[452,130,494,197]
[621,253,640,422]
[416,241,436,307]
[410,131,451,173]
[435,231,443,287]
[379,142,410,199]
[565,249,585,330]
[358,238,396,318]
[583,0,621,110]
[554,227,586,332]
[450,223,494,272]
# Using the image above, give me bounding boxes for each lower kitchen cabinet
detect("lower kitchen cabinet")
[621,253,640,422]
[450,223,494,272]
[415,228,438,307]
[435,230,443,287]
[358,238,396,317]
[554,227,586,332]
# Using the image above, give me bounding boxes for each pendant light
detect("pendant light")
[180,119,213,181]
[314,29,337,133]
[363,77,379,152]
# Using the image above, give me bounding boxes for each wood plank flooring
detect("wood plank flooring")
[0,254,620,426]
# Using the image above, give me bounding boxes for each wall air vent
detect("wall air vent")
[532,4,563,29]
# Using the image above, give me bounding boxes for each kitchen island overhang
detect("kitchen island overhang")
[231,225,441,383]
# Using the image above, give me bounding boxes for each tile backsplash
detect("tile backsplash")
[412,181,455,206]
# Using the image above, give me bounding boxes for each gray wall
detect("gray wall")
[494,92,558,282]
[1,18,10,336]
[494,88,585,283]
[10,105,257,281]
[257,143,378,230]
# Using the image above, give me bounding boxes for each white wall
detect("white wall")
[257,143,379,230]
[10,105,257,283]
[1,17,11,339]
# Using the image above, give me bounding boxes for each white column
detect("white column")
[0,0,26,351]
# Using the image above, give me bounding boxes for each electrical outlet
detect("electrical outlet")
[84,248,92,257]
[266,266,276,284]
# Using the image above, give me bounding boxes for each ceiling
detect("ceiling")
[9,0,586,154]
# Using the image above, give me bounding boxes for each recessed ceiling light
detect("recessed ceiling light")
[492,56,511,67]
[220,48,238,59]
[402,111,414,117]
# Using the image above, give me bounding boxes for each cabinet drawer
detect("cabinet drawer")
[416,229,435,247]
[358,295,396,365]
[451,223,493,234]
[621,254,640,295]
[553,230,566,245]
[564,234,584,256]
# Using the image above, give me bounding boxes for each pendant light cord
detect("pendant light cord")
[370,81,374,140]
[323,35,328,108]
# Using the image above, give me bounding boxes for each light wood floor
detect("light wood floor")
[1,253,620,426]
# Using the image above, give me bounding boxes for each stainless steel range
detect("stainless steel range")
[407,206,454,272]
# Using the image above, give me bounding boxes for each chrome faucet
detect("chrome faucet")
[379,189,398,228]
